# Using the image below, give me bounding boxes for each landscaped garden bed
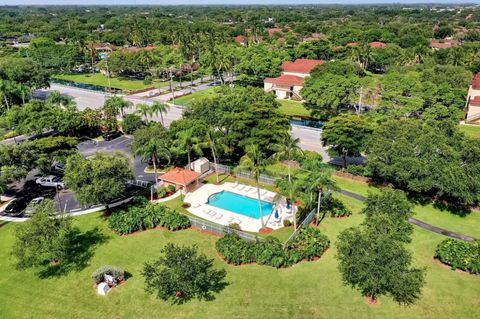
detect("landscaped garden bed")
[108,199,190,235]
[215,226,330,268]
[435,239,480,274]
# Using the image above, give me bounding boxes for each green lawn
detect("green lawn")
[0,206,479,318]
[332,175,480,238]
[459,124,480,139]
[173,87,218,106]
[277,99,311,118]
[53,73,172,91]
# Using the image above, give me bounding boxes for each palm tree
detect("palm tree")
[238,144,269,229]
[270,134,303,182]
[305,168,338,225]
[276,177,302,230]
[202,128,230,184]
[175,129,202,170]
[104,96,132,118]
[133,139,171,200]
[150,102,170,127]
[135,103,152,123]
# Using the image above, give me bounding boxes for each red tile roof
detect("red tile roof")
[267,28,283,36]
[472,74,480,90]
[430,39,458,49]
[159,168,200,186]
[234,35,246,44]
[470,96,480,106]
[125,45,157,53]
[281,59,324,75]
[264,74,304,86]
[369,41,386,48]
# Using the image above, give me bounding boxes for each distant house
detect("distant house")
[267,28,283,37]
[369,41,386,48]
[430,38,459,49]
[234,35,247,46]
[159,167,201,192]
[264,59,324,100]
[465,74,480,124]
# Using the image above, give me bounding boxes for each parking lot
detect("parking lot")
[2,135,155,217]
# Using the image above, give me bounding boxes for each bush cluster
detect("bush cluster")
[91,265,125,284]
[216,226,330,268]
[435,239,480,274]
[109,202,190,235]
[321,196,352,218]
[121,114,144,134]
[156,185,176,199]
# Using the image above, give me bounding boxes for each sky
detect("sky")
[0,0,478,6]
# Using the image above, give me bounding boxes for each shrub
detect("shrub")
[143,76,153,85]
[435,239,480,274]
[283,219,292,227]
[216,226,329,268]
[228,223,241,230]
[121,114,144,134]
[108,202,190,235]
[321,196,352,218]
[166,184,176,193]
[156,187,167,199]
[91,265,125,284]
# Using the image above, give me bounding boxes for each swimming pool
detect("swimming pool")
[207,191,274,219]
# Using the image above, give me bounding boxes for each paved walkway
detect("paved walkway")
[339,190,476,242]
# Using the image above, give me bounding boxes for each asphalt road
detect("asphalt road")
[34,84,364,164]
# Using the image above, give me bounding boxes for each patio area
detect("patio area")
[183,182,293,232]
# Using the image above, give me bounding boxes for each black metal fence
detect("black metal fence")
[282,208,316,248]
[187,215,262,242]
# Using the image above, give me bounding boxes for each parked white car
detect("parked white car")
[35,175,65,189]
[24,197,45,216]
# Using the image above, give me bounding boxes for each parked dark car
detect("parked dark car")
[103,131,122,141]
[3,198,28,217]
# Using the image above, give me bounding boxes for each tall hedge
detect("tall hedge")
[435,239,480,274]
[109,202,190,235]
[216,226,330,268]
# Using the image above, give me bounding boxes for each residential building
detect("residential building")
[465,73,480,123]
[430,38,459,49]
[264,59,324,100]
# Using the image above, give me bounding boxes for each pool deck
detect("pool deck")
[184,182,293,232]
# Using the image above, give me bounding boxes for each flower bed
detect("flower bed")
[435,239,480,274]
[108,201,190,235]
[215,226,330,268]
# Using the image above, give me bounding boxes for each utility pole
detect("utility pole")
[357,86,363,114]
[169,69,175,105]
[106,58,112,93]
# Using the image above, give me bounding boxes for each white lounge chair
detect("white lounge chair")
[250,188,257,194]
[202,208,211,215]
[192,203,201,208]
[244,186,252,192]
[207,210,215,217]
[232,181,239,189]
[237,184,245,191]
[215,213,223,220]
[234,219,242,224]
[260,190,267,196]
[226,217,234,223]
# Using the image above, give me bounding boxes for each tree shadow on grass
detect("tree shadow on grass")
[37,227,109,278]
[432,201,471,218]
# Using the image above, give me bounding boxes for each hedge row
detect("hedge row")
[109,202,190,235]
[216,226,330,268]
[435,239,480,274]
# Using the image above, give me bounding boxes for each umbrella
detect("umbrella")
[286,199,291,209]
[274,209,279,220]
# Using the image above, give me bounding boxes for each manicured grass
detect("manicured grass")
[277,99,311,118]
[1,207,479,318]
[172,87,218,106]
[459,124,480,139]
[53,73,171,91]
[331,175,480,238]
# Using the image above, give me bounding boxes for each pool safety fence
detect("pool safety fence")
[187,215,262,242]
[212,164,276,185]
[282,208,316,249]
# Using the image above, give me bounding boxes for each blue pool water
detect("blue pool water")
[207,191,273,219]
